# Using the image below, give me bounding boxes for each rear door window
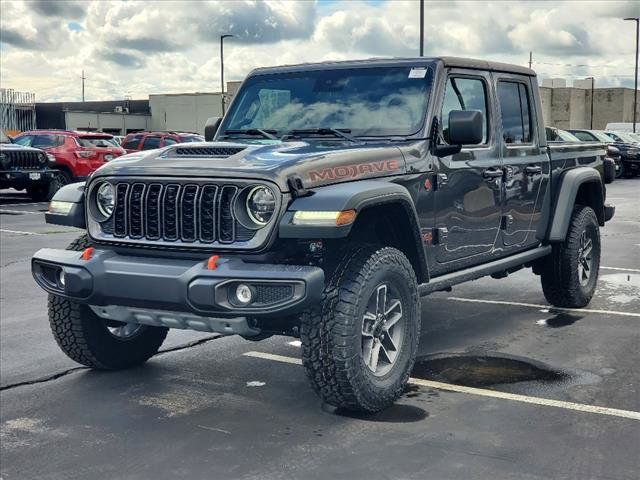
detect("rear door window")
[162,137,178,146]
[441,77,488,144]
[141,136,161,150]
[31,134,63,149]
[122,136,142,150]
[497,81,532,144]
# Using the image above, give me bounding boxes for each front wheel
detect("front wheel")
[47,234,169,369]
[540,205,600,308]
[300,246,420,413]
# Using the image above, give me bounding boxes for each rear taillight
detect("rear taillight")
[75,149,96,158]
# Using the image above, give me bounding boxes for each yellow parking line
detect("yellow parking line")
[243,351,640,421]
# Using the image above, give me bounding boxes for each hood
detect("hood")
[0,143,43,152]
[91,140,407,192]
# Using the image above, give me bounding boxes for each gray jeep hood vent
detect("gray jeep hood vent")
[172,146,246,157]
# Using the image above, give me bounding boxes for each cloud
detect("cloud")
[1,0,637,101]
[28,0,86,19]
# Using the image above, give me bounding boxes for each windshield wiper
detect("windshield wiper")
[222,129,278,140]
[282,128,359,143]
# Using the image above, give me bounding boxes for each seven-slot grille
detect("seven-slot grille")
[2,150,44,170]
[103,181,256,245]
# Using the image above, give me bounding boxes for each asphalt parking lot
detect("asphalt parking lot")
[1,180,638,480]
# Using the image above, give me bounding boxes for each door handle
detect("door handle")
[525,165,542,175]
[483,168,503,179]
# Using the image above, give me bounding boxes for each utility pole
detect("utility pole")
[624,17,639,132]
[81,70,86,102]
[220,34,233,116]
[586,77,595,129]
[528,51,532,70]
[419,0,424,56]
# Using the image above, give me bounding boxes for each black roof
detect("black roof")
[250,56,535,77]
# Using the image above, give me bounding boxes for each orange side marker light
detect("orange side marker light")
[81,247,94,261]
[207,255,219,270]
[336,209,357,226]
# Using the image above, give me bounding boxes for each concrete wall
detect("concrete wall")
[540,86,639,130]
[64,111,151,134]
[149,93,223,134]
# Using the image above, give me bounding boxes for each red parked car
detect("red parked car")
[121,131,204,153]
[14,130,126,183]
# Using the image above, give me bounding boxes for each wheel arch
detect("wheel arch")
[547,167,604,242]
[280,180,429,282]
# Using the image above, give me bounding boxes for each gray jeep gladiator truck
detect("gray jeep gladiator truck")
[32,57,615,412]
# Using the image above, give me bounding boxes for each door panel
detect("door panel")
[431,70,503,275]
[495,76,549,248]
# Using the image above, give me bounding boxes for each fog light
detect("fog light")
[235,284,253,305]
[58,269,66,288]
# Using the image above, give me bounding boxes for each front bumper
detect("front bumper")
[32,248,324,317]
[0,169,55,184]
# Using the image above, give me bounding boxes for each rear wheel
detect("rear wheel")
[300,246,420,412]
[47,234,168,369]
[540,205,600,308]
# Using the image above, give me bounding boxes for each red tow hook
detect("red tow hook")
[81,247,94,261]
[206,255,219,270]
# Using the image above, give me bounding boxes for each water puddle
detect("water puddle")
[537,312,583,328]
[324,403,429,423]
[411,354,568,388]
[597,273,640,305]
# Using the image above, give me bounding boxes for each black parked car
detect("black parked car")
[0,130,65,201]
[568,129,640,178]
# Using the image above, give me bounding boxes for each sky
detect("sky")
[0,0,638,102]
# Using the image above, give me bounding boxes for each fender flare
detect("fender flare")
[279,180,428,279]
[547,167,603,242]
[45,182,86,228]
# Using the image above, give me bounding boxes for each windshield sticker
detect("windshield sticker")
[408,68,428,79]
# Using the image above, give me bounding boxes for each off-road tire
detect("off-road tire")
[27,184,49,202]
[540,205,600,308]
[47,234,168,369]
[300,246,420,412]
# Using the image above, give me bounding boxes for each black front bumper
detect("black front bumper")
[32,248,324,317]
[0,169,55,185]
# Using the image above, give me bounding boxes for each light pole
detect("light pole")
[586,76,595,129]
[624,17,639,132]
[220,34,233,116]
[419,0,424,56]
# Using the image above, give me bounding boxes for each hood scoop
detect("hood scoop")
[170,146,247,157]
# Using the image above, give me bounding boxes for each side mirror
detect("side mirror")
[204,116,222,141]
[448,110,484,145]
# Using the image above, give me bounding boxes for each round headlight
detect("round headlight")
[246,186,276,226]
[96,182,115,218]
[38,153,47,164]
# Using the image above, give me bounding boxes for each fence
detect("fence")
[0,88,37,135]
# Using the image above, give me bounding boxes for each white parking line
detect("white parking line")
[0,229,44,235]
[243,351,640,421]
[601,266,640,273]
[447,297,640,318]
[0,202,45,207]
[0,209,44,215]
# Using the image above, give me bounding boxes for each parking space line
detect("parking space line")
[243,351,640,420]
[0,209,44,215]
[601,266,640,273]
[0,229,44,236]
[0,202,46,207]
[447,297,640,318]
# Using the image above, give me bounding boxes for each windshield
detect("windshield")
[78,136,113,148]
[221,64,434,138]
[606,131,638,143]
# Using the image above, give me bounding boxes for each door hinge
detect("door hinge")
[432,227,448,244]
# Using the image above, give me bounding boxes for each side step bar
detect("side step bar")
[419,246,552,296]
